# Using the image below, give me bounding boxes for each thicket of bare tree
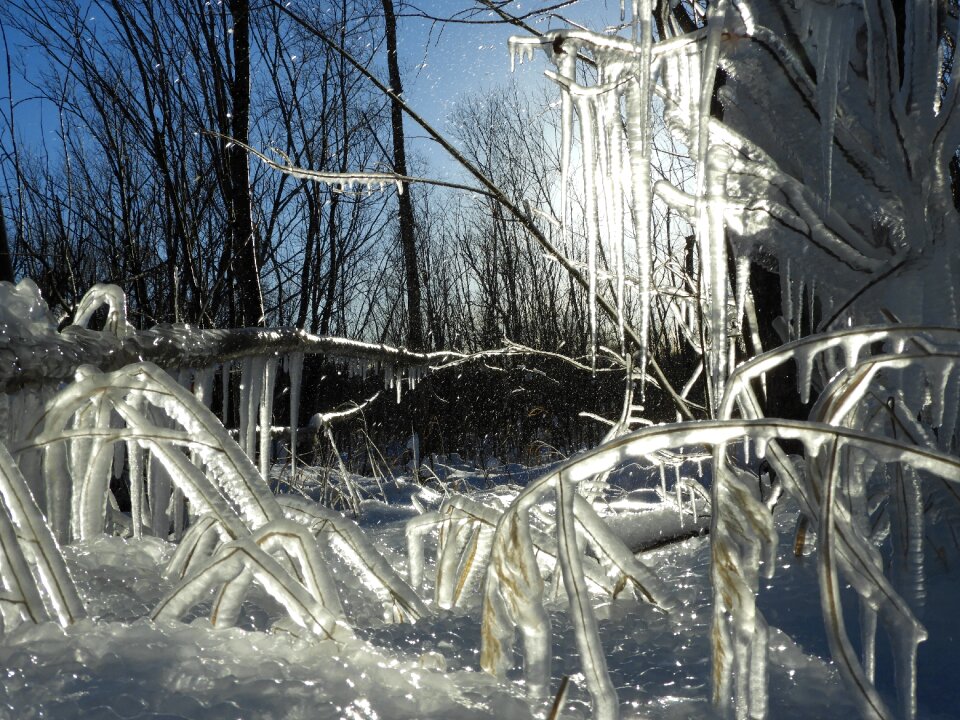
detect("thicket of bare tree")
[0,0,397,334]
[0,0,712,455]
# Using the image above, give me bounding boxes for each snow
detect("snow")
[2,385,960,720]
[0,490,879,720]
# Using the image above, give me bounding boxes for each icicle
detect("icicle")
[689,0,731,412]
[927,360,950,430]
[507,36,538,73]
[735,255,750,333]
[747,616,770,718]
[700,145,734,409]
[626,65,653,394]
[632,0,654,394]
[260,358,278,481]
[574,90,601,367]
[288,352,304,484]
[860,597,878,683]
[939,367,960,450]
[592,64,624,353]
[171,487,185,542]
[194,366,215,409]
[892,465,926,616]
[675,476,684,526]
[241,357,265,462]
[755,436,768,459]
[812,5,854,213]
[128,402,144,540]
[221,360,232,426]
[782,258,794,340]
[238,358,252,460]
[793,276,805,341]
[795,347,816,406]
[839,335,867,371]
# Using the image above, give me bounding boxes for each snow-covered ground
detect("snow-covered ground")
[0,454,914,720]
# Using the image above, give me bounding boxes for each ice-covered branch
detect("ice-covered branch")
[208,131,498,199]
[0,313,457,395]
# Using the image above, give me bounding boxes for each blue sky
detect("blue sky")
[397,1,618,177]
[0,1,619,182]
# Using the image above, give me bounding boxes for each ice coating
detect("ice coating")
[70,283,136,340]
[526,22,663,378]
[809,2,855,213]
[0,441,84,628]
[278,496,428,623]
[701,145,733,408]
[259,358,278,480]
[1,1,960,716]
[288,352,304,480]
[719,328,960,720]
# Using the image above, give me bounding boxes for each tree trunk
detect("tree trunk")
[227,0,265,327]
[0,197,14,283]
[381,0,423,349]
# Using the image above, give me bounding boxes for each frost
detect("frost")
[2,0,960,717]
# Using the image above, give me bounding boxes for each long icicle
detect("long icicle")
[259,358,278,481]
[288,352,304,487]
[630,0,654,396]
[695,0,731,413]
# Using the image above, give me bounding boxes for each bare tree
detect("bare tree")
[381,0,423,349]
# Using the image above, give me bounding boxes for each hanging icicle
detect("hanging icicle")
[288,352,304,484]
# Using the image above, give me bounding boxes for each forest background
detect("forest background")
[0,0,710,468]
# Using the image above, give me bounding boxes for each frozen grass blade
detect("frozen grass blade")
[0,441,83,628]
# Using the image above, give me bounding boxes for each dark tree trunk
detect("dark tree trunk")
[750,262,808,423]
[319,193,341,335]
[381,0,423,349]
[226,0,264,327]
[296,193,318,330]
[0,197,14,283]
